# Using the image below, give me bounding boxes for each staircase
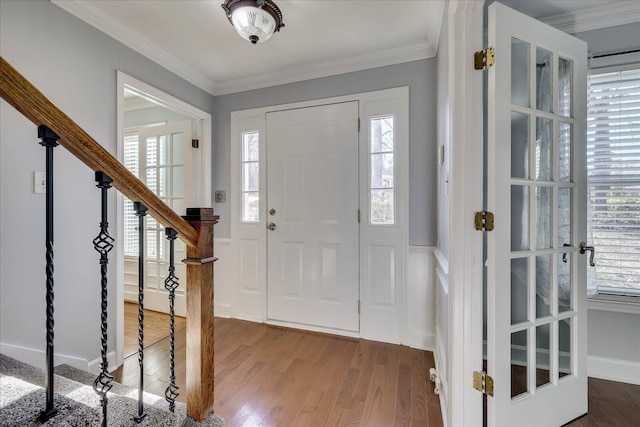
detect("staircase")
[0,56,219,424]
[0,354,224,426]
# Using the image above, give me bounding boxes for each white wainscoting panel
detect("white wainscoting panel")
[214,238,232,318]
[406,246,436,350]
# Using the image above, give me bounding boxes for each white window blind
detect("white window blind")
[587,67,640,295]
[123,132,139,257]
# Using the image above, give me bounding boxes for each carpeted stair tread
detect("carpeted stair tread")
[0,354,224,427]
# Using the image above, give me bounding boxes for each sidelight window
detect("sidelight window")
[242,131,260,222]
[370,116,395,225]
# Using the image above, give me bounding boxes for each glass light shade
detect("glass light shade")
[230,6,276,44]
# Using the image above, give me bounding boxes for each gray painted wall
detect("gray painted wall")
[0,0,213,366]
[213,59,438,245]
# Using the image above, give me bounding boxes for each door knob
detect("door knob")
[267,222,277,231]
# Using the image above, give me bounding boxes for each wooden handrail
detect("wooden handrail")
[0,57,198,247]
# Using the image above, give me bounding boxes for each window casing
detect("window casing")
[587,66,640,298]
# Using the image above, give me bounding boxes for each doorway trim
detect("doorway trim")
[115,71,212,367]
[442,1,485,425]
[230,87,409,342]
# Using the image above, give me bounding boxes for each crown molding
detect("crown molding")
[540,1,640,34]
[213,42,437,96]
[51,0,217,95]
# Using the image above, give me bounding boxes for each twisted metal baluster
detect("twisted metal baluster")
[37,125,59,423]
[92,172,114,427]
[133,202,148,423]
[163,228,180,412]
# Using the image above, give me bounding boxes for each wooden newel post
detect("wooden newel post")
[181,208,219,421]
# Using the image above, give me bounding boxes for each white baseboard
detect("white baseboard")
[268,319,362,340]
[588,355,640,385]
[0,342,90,372]
[214,303,232,318]
[124,290,137,302]
[407,331,436,351]
[87,351,118,374]
[434,331,449,427]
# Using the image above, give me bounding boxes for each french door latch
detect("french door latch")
[579,241,596,267]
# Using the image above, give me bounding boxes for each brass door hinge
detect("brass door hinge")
[192,139,199,148]
[358,117,361,132]
[358,209,361,223]
[473,371,494,396]
[474,211,494,231]
[474,47,495,70]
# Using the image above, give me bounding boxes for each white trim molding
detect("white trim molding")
[214,42,439,96]
[587,298,640,315]
[588,355,640,385]
[540,1,640,35]
[0,342,100,373]
[446,1,485,426]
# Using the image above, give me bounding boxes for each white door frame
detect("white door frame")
[445,1,485,425]
[115,71,212,367]
[230,87,409,342]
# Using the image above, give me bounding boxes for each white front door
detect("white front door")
[486,3,588,426]
[266,102,360,332]
[136,120,192,316]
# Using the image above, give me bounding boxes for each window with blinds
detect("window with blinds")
[123,132,139,257]
[587,67,640,296]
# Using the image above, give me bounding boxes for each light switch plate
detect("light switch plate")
[34,171,45,194]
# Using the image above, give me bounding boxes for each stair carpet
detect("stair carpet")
[0,354,224,426]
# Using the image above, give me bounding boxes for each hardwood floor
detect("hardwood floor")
[122,302,187,358]
[565,378,640,427]
[113,305,442,426]
[114,305,640,426]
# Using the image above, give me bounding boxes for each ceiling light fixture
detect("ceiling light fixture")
[221,0,285,45]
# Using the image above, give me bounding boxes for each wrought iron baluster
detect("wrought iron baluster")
[37,125,59,422]
[92,172,114,427]
[133,202,148,423]
[164,228,180,412]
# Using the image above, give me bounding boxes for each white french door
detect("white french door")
[134,120,192,316]
[266,102,360,332]
[486,3,588,426]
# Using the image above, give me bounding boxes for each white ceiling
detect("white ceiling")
[52,0,639,96]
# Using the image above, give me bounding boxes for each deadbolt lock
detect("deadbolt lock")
[269,208,276,216]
